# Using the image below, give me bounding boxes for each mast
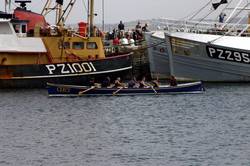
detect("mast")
[89,0,94,37]
[56,0,63,28]
[102,0,104,31]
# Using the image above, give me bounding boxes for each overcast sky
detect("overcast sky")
[0,0,246,24]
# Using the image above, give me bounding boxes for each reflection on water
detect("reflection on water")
[0,84,250,166]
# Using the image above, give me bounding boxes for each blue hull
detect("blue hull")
[47,82,205,97]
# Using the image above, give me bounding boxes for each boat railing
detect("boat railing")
[153,18,250,37]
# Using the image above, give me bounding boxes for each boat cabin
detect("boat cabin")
[0,20,47,65]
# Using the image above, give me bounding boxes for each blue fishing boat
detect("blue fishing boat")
[47,81,205,97]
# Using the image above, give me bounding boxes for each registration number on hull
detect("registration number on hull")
[45,62,97,75]
[207,46,250,64]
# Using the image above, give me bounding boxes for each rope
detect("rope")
[223,0,245,25]
[180,0,211,20]
[223,2,249,26]
[196,8,216,25]
[188,0,212,20]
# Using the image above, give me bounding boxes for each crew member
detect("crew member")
[102,76,111,87]
[128,77,138,88]
[114,77,125,88]
[169,75,177,86]
[151,78,159,88]
[118,21,125,31]
[142,23,149,32]
[139,76,149,88]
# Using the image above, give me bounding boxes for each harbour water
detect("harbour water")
[0,83,250,166]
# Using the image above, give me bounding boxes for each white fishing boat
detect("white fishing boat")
[147,0,250,82]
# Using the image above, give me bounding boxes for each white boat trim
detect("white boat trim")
[169,32,250,51]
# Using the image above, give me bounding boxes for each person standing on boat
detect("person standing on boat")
[118,21,125,31]
[142,23,149,32]
[135,21,143,40]
[132,29,138,41]
[136,21,141,30]
[219,12,226,23]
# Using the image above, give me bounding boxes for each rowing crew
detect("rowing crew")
[88,76,177,88]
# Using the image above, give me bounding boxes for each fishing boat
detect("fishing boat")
[0,0,132,88]
[147,0,250,82]
[47,81,205,97]
[145,31,171,80]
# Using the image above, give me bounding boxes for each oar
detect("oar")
[150,86,158,94]
[112,87,123,95]
[78,86,95,95]
[145,82,158,94]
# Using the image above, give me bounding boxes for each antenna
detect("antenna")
[102,0,104,31]
[15,0,31,10]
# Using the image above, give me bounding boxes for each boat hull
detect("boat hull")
[166,33,250,82]
[0,53,132,88]
[146,32,250,82]
[145,32,171,79]
[47,81,205,97]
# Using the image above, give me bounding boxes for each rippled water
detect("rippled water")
[0,83,250,166]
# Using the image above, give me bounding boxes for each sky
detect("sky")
[0,0,246,24]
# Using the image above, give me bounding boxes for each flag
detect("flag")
[212,0,228,10]
[56,0,63,5]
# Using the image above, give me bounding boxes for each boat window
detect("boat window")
[87,42,98,49]
[21,25,26,33]
[0,22,13,34]
[171,38,193,56]
[72,42,84,49]
[63,42,70,49]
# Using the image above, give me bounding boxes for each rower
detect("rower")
[128,76,139,88]
[139,76,149,88]
[114,77,125,88]
[151,79,159,88]
[102,76,111,87]
[88,77,95,87]
[169,75,177,86]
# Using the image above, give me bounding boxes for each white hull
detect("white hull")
[145,32,170,79]
[146,31,250,82]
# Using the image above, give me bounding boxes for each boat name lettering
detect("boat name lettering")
[207,46,250,64]
[57,87,70,93]
[46,62,97,75]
